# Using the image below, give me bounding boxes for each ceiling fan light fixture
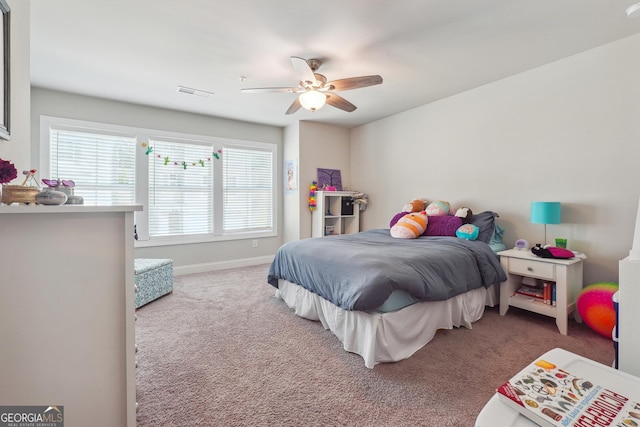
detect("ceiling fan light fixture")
[626,2,640,17]
[299,90,327,111]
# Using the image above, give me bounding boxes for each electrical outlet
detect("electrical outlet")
[252,239,258,248]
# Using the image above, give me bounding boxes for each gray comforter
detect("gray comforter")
[267,229,507,311]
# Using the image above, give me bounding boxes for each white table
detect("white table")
[475,348,640,426]
[0,204,141,427]
[498,249,585,335]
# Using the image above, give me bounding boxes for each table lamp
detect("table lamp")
[530,202,561,246]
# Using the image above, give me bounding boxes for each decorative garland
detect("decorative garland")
[308,181,317,211]
[141,143,221,170]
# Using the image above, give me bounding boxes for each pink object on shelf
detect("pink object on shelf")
[326,186,337,191]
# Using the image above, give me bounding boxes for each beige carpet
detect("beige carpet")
[135,264,614,427]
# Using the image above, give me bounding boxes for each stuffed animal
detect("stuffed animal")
[531,244,575,259]
[425,201,452,216]
[401,198,428,213]
[456,224,479,240]
[455,207,473,224]
[390,211,428,239]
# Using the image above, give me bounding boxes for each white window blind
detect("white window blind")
[223,147,273,232]
[50,128,136,205]
[148,139,213,238]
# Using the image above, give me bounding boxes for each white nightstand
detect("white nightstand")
[497,249,586,335]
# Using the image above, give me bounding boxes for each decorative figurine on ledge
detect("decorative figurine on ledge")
[1,168,40,205]
[37,178,67,205]
[21,169,40,187]
[41,178,84,205]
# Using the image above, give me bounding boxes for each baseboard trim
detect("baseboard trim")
[173,255,275,276]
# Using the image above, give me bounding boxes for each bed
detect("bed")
[267,211,507,368]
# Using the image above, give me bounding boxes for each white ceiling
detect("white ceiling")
[30,0,640,129]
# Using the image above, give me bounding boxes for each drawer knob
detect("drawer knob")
[527,267,533,272]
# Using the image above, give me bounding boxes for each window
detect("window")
[41,116,278,246]
[223,146,273,233]
[49,127,136,205]
[148,138,214,238]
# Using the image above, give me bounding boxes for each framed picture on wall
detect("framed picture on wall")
[0,0,9,141]
[284,159,298,195]
[317,168,342,191]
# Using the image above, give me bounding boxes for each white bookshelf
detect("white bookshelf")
[311,191,360,237]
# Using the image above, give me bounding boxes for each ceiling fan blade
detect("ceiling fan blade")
[290,56,317,85]
[241,87,295,94]
[327,75,383,91]
[285,97,302,115]
[326,93,357,113]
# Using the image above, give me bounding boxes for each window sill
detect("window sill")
[134,230,276,248]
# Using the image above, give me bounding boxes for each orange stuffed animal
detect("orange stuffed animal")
[401,198,428,213]
[390,211,428,239]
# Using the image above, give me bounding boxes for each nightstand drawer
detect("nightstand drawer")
[507,258,555,280]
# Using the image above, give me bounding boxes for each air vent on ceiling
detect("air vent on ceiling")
[177,86,213,98]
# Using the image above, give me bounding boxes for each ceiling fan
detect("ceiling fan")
[241,56,383,114]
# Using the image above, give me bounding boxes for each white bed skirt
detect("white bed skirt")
[276,280,499,369]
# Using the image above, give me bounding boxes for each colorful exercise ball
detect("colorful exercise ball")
[576,282,619,338]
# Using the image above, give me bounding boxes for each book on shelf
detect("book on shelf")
[543,282,550,304]
[516,285,545,299]
[515,283,556,306]
[544,282,554,305]
[497,357,640,427]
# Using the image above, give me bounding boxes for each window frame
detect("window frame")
[40,115,278,248]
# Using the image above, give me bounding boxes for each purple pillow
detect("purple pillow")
[423,215,462,237]
[389,212,462,237]
[389,212,407,228]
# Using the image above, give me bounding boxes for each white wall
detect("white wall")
[0,0,30,170]
[22,15,640,283]
[351,33,640,285]
[31,88,284,273]
[282,121,351,242]
[29,91,351,268]
[299,121,351,239]
[283,121,300,243]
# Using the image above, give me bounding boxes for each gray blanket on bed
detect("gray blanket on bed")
[267,229,507,311]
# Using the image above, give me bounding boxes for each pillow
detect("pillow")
[423,215,462,236]
[402,199,428,213]
[456,224,479,240]
[425,201,452,216]
[469,211,499,244]
[389,211,408,228]
[390,212,428,239]
[490,223,505,245]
